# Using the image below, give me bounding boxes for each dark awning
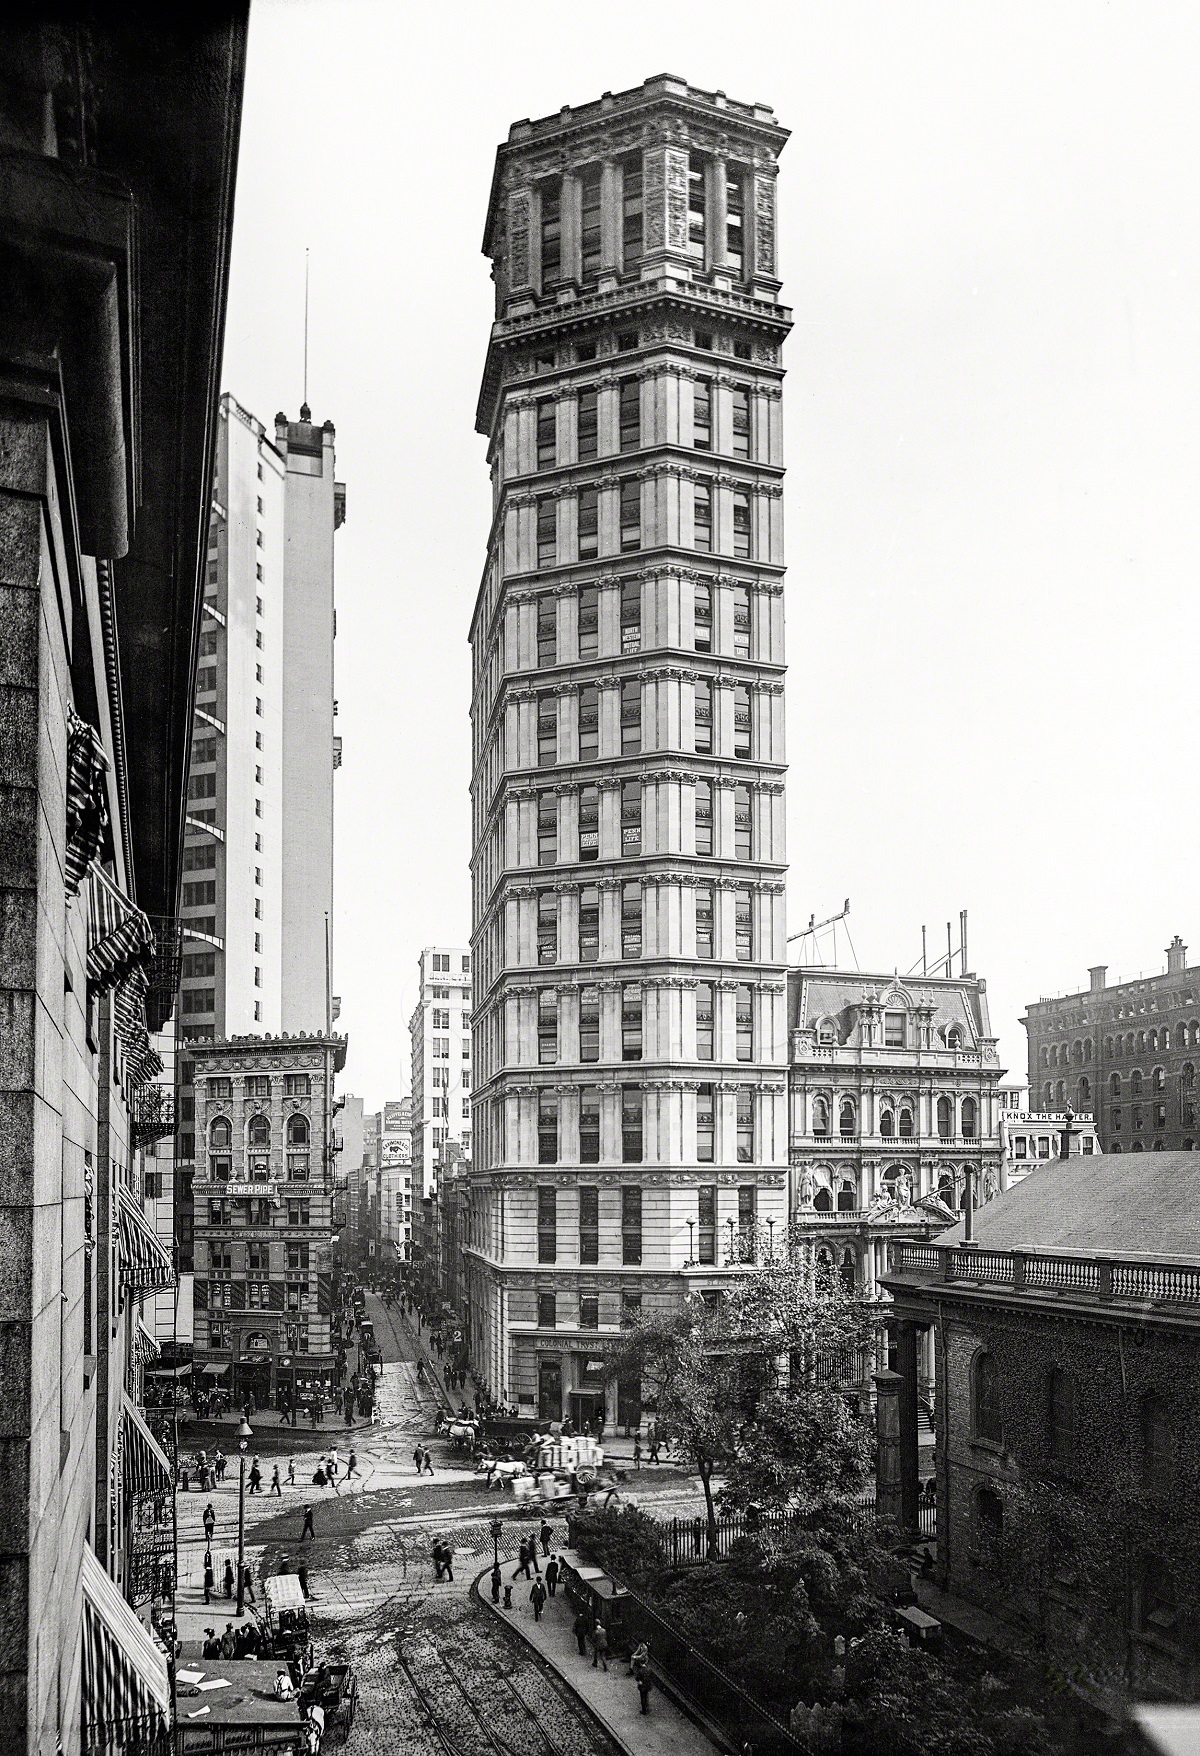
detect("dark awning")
[81,1541,170,1749]
[118,1187,175,1298]
[122,1395,173,1500]
[86,865,155,994]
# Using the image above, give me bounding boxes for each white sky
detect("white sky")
[221,0,1200,1112]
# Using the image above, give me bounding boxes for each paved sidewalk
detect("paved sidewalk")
[476,1568,720,1756]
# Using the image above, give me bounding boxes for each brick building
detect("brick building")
[190,1032,346,1408]
[467,75,792,1427]
[1022,937,1200,1153]
[885,1150,1200,1710]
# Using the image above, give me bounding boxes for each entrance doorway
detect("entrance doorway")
[538,1357,562,1422]
[234,1360,273,1410]
[569,1390,605,1431]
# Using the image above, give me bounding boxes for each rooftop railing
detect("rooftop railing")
[890,1241,1200,1306]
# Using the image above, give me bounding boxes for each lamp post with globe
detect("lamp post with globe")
[235,1416,253,1615]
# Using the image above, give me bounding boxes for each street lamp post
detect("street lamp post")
[727,1217,736,1262]
[235,1416,253,1616]
[767,1217,776,1261]
[490,1518,503,1571]
[686,1219,695,1266]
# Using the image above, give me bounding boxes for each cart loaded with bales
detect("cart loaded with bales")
[262,1574,314,1672]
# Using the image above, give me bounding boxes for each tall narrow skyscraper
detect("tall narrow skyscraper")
[468,77,791,1426]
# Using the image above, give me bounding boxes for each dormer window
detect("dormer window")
[946,1026,963,1049]
[818,1021,835,1046]
[884,1010,906,1048]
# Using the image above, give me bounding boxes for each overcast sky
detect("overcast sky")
[221,0,1200,1112]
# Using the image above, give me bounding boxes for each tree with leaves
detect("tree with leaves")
[604,1259,878,1552]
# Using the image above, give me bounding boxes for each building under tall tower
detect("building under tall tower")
[468,76,791,1425]
[410,948,473,1199]
[175,394,345,1275]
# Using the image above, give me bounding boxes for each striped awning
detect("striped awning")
[81,1541,170,1750]
[66,709,110,899]
[133,1318,160,1369]
[118,1187,175,1298]
[87,865,155,995]
[122,1394,173,1500]
[113,965,164,1089]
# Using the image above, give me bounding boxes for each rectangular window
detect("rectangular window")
[183,952,216,979]
[619,479,641,552]
[698,1181,716,1259]
[181,988,215,1016]
[696,983,714,1062]
[578,785,599,861]
[734,683,752,758]
[537,792,557,867]
[538,1094,558,1167]
[537,496,557,568]
[182,881,216,907]
[208,1077,233,1099]
[579,1294,600,1330]
[536,399,557,471]
[579,990,600,1069]
[884,1011,906,1049]
[694,483,713,552]
[735,984,754,1061]
[583,1187,600,1257]
[192,735,218,764]
[732,491,752,560]
[577,391,598,463]
[578,587,599,658]
[622,1182,643,1259]
[732,585,751,658]
[731,385,751,458]
[578,685,599,762]
[738,1183,757,1260]
[621,680,641,753]
[735,886,754,961]
[580,1090,601,1167]
[694,679,713,754]
[197,667,217,695]
[736,1087,755,1163]
[537,692,557,768]
[727,170,746,277]
[621,780,641,857]
[577,486,599,560]
[687,151,706,262]
[695,779,714,857]
[579,894,600,967]
[283,1074,309,1097]
[619,379,640,453]
[694,581,713,653]
[621,151,643,270]
[537,598,557,665]
[694,379,713,451]
[620,581,641,654]
[541,179,561,283]
[621,1290,643,1325]
[538,989,558,1063]
[734,783,752,860]
[183,843,217,872]
[538,1291,557,1329]
[621,881,642,959]
[580,163,602,279]
[696,885,714,958]
[622,1091,643,1167]
[537,1184,557,1259]
[287,1202,311,1227]
[622,984,643,1062]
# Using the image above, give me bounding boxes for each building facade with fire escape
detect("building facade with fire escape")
[467,76,791,1427]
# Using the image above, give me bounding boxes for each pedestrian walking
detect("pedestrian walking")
[432,1541,445,1582]
[239,1562,256,1605]
[270,1464,282,1496]
[513,1539,533,1581]
[637,1675,652,1715]
[530,1579,547,1622]
[490,1563,502,1603]
[220,1624,237,1660]
[633,1438,642,1469]
[202,1629,221,1660]
[214,1449,227,1483]
[573,1609,590,1657]
[328,1449,339,1481]
[413,1446,423,1473]
[591,1619,609,1671]
[442,1543,454,1583]
[223,1558,234,1599]
[287,1457,296,1488]
[346,1450,357,1479]
[422,1448,434,1476]
[203,1557,215,1604]
[539,1519,553,1558]
[647,1422,660,1464]
[301,1504,315,1541]
[202,1503,216,1543]
[545,1555,560,1598]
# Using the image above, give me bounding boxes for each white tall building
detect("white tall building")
[409,948,473,1198]
[175,393,345,1276]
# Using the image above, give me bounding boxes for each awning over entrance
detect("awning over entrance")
[86,864,155,993]
[202,1363,228,1377]
[122,1394,173,1499]
[81,1541,170,1750]
[118,1186,175,1298]
[132,1317,160,1369]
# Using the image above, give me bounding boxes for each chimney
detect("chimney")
[1167,936,1187,976]
[1059,1106,1078,1160]
[1088,966,1107,994]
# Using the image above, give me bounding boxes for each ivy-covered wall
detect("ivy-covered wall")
[935,1299,1200,1705]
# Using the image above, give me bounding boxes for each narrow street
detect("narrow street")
[173,1293,711,1755]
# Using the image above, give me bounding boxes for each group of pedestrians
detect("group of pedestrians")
[200,1551,255,1606]
[412,1445,435,1476]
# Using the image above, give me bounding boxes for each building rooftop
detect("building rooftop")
[934,1149,1200,1263]
[789,968,993,1044]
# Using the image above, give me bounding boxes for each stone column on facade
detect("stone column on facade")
[641,138,692,276]
[894,1318,921,1536]
[873,1370,902,1525]
[707,155,729,276]
[599,159,622,275]
[561,172,582,285]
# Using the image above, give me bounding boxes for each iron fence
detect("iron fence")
[644,1500,936,1566]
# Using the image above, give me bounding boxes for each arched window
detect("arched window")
[1191,1022,1200,1048]
[1110,1140,1122,1152]
[1149,1030,1158,1054]
[811,1096,829,1138]
[813,1187,833,1213]
[1049,1045,1058,1068]
[972,1352,1002,1443]
[1043,1081,1053,1107]
[836,1180,857,1212]
[839,1248,857,1293]
[839,1098,857,1138]
[1055,1079,1064,1104]
[1072,1040,1083,1066]
[961,1097,977,1140]
[248,1114,271,1147]
[818,1020,835,1046]
[1046,1367,1074,1465]
[1138,1031,1146,1054]
[1141,1394,1173,1495]
[814,1246,835,1287]
[1040,1046,1049,1068]
[1153,1066,1166,1093]
[946,1026,962,1050]
[879,1107,895,1138]
[936,1095,953,1140]
[1077,1077,1090,1107]
[1132,1139,1144,1151]
[1110,1072,1121,1098]
[898,1106,914,1139]
[1182,1063,1196,1090]
[1131,1070,1143,1097]
[287,1115,310,1147]
[1185,1139,1196,1151]
[1105,1036,1114,1058]
[210,1116,232,1149]
[1084,1038,1093,1062]
[1177,1024,1188,1051]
